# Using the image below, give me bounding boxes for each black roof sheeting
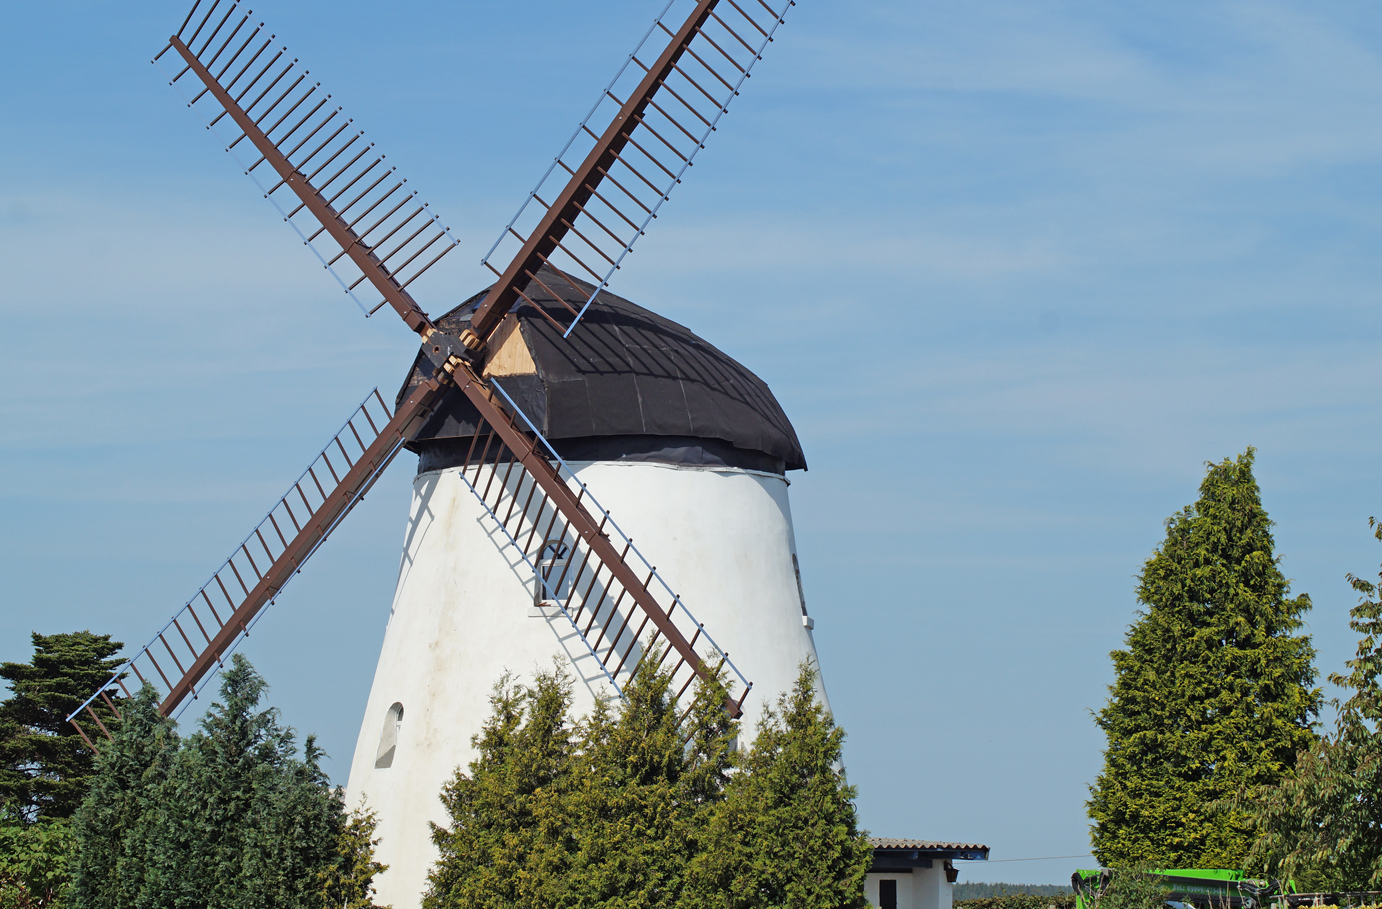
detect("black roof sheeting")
[398,267,806,471]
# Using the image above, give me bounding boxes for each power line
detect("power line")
[955,854,1095,863]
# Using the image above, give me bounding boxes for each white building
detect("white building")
[346,270,827,909]
[866,838,991,909]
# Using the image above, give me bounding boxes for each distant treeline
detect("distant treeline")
[955,894,1077,909]
[955,882,1075,900]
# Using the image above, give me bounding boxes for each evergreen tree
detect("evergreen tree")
[425,667,577,909]
[676,660,740,854]
[565,661,685,909]
[561,653,736,909]
[67,656,342,909]
[427,656,868,909]
[67,684,178,909]
[317,802,392,909]
[1089,449,1320,868]
[148,654,341,909]
[425,654,740,909]
[685,661,872,909]
[0,631,124,821]
[1243,517,1382,889]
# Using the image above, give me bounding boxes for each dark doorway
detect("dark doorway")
[880,879,897,909]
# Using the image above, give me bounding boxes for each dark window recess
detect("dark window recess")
[880,879,897,909]
[792,553,808,616]
[535,540,572,612]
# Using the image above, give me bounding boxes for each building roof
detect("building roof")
[871,838,990,852]
[870,838,990,863]
[398,266,807,473]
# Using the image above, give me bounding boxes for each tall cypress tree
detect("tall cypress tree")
[0,631,124,820]
[685,661,872,909]
[318,802,392,909]
[1088,449,1319,868]
[148,654,341,909]
[561,652,741,909]
[425,667,578,909]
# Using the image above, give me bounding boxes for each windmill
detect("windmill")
[68,0,820,903]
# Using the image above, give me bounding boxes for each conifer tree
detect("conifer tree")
[561,652,735,909]
[147,654,341,909]
[677,660,740,842]
[1089,449,1320,868]
[425,666,577,909]
[1244,517,1382,889]
[67,656,342,909]
[425,654,740,909]
[67,684,178,909]
[685,661,872,909]
[318,802,392,909]
[426,656,868,909]
[0,631,124,821]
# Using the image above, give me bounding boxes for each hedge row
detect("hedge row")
[956,894,1079,909]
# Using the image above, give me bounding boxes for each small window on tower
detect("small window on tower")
[879,879,897,909]
[533,540,572,616]
[793,553,813,629]
[375,702,404,769]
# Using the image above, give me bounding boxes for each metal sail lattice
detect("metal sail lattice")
[66,390,403,735]
[455,378,753,708]
[481,0,795,337]
[153,0,460,319]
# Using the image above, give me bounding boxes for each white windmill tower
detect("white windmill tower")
[345,271,824,905]
[67,1,818,907]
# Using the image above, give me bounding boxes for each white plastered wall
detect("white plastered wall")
[866,866,954,909]
[345,458,827,909]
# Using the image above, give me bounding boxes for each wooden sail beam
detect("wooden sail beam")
[465,0,727,344]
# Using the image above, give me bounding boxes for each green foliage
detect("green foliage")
[67,655,344,909]
[425,657,870,909]
[1094,871,1171,909]
[0,815,77,908]
[954,895,1078,909]
[66,684,176,909]
[684,662,873,909]
[425,654,733,909]
[1089,449,1320,869]
[318,802,391,909]
[0,631,124,821]
[562,653,732,909]
[425,666,578,909]
[1242,518,1382,889]
[953,884,1073,900]
[153,656,340,909]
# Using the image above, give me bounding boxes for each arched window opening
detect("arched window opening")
[375,702,404,769]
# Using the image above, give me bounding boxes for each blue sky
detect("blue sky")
[6,0,1382,885]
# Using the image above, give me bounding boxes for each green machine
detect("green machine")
[1072,869,1285,909]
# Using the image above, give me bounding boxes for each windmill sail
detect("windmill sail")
[468,0,796,341]
[155,0,455,333]
[65,384,443,739]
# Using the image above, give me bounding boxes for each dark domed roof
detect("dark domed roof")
[399,268,806,474]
